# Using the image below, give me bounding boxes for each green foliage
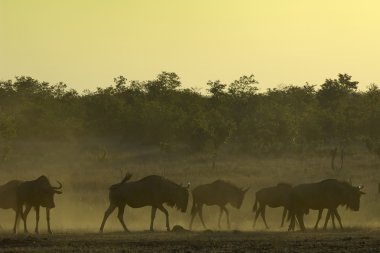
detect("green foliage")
[145,72,181,95]
[0,111,16,139]
[207,80,226,98]
[0,73,379,155]
[228,74,258,97]
[317,73,358,108]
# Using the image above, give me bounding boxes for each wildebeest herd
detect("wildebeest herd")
[0,176,62,234]
[0,174,365,234]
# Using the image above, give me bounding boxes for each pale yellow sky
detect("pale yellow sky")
[1,0,380,91]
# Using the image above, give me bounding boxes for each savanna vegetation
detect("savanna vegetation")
[1,72,380,161]
[0,72,380,230]
[1,73,380,252]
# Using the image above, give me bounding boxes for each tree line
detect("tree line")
[1,72,380,156]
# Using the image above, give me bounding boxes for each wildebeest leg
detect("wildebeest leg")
[314,209,323,230]
[117,205,129,232]
[157,205,170,231]
[222,206,231,230]
[324,209,336,229]
[23,205,32,217]
[13,208,22,230]
[46,208,52,234]
[331,210,336,229]
[189,209,196,230]
[22,205,32,233]
[296,212,305,231]
[280,208,287,227]
[99,203,116,232]
[288,213,296,231]
[253,205,261,228]
[150,206,157,231]
[288,211,295,231]
[333,209,343,230]
[218,206,223,229]
[13,206,21,234]
[35,206,40,234]
[260,206,269,229]
[323,210,331,230]
[14,206,31,232]
[198,204,207,229]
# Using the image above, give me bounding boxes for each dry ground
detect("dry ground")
[1,229,380,252]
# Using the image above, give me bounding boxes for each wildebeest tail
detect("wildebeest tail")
[109,173,132,190]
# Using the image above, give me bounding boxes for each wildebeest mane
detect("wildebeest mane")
[159,177,188,211]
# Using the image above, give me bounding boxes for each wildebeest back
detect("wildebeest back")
[109,175,189,212]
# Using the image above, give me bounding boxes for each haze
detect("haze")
[1,0,380,91]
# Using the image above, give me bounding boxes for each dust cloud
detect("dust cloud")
[0,140,379,234]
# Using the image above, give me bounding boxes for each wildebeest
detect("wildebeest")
[287,179,365,231]
[0,180,23,212]
[189,180,249,230]
[13,176,63,234]
[252,183,292,229]
[99,174,189,232]
[0,180,23,229]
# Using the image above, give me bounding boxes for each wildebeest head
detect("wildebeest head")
[344,184,365,211]
[37,177,63,209]
[176,183,190,212]
[179,188,189,212]
[231,187,249,209]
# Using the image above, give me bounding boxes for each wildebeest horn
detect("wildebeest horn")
[52,180,63,190]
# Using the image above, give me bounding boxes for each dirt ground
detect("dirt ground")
[1,229,380,253]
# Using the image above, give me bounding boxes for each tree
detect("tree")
[316,74,360,142]
[228,74,258,97]
[363,84,380,139]
[0,111,16,140]
[317,73,358,108]
[145,72,181,95]
[226,75,259,134]
[0,72,377,157]
[113,75,128,92]
[207,80,226,98]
